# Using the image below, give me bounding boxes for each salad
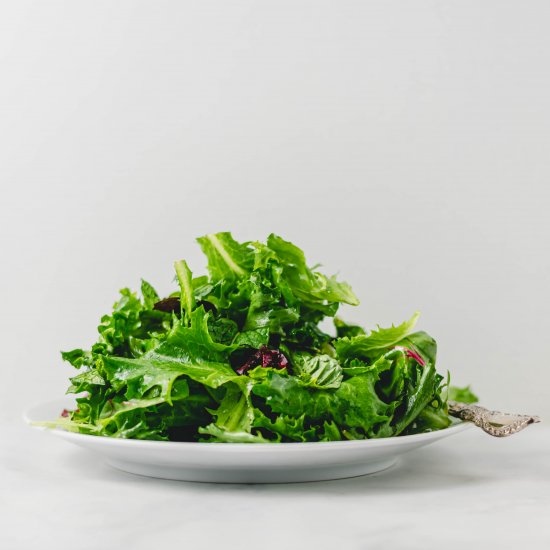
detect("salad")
[57,232,476,442]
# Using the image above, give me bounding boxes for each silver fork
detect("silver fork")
[448,401,541,437]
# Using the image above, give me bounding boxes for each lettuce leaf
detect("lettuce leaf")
[197,232,254,281]
[448,385,478,403]
[334,312,420,362]
[57,232,464,442]
[293,353,344,389]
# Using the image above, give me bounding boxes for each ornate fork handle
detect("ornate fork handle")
[448,401,541,437]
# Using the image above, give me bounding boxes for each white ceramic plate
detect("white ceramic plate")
[25,399,471,483]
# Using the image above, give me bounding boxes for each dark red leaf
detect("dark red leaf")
[394,345,426,366]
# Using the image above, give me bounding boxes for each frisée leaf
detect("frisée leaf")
[54,232,471,442]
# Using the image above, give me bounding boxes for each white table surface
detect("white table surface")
[1,421,548,550]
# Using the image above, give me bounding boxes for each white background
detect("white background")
[1,2,549,549]
[2,0,548,420]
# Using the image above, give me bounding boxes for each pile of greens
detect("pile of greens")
[57,232,475,442]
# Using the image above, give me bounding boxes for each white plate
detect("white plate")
[25,399,472,483]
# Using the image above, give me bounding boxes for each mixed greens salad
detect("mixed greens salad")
[56,232,476,443]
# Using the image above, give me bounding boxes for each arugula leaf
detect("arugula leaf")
[321,421,342,441]
[140,279,160,309]
[252,410,315,442]
[174,259,195,323]
[61,348,93,369]
[198,384,266,442]
[251,370,393,439]
[334,312,420,362]
[207,385,253,433]
[67,369,106,393]
[83,287,173,361]
[391,360,440,435]
[102,356,188,404]
[56,232,466,442]
[151,307,235,366]
[334,317,366,338]
[197,232,254,281]
[100,307,243,410]
[341,358,374,378]
[232,328,270,348]
[198,425,271,443]
[264,234,359,308]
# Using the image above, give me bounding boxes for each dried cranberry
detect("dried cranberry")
[153,296,181,313]
[235,346,289,375]
[153,297,216,315]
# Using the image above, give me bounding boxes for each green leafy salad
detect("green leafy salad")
[56,232,476,443]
